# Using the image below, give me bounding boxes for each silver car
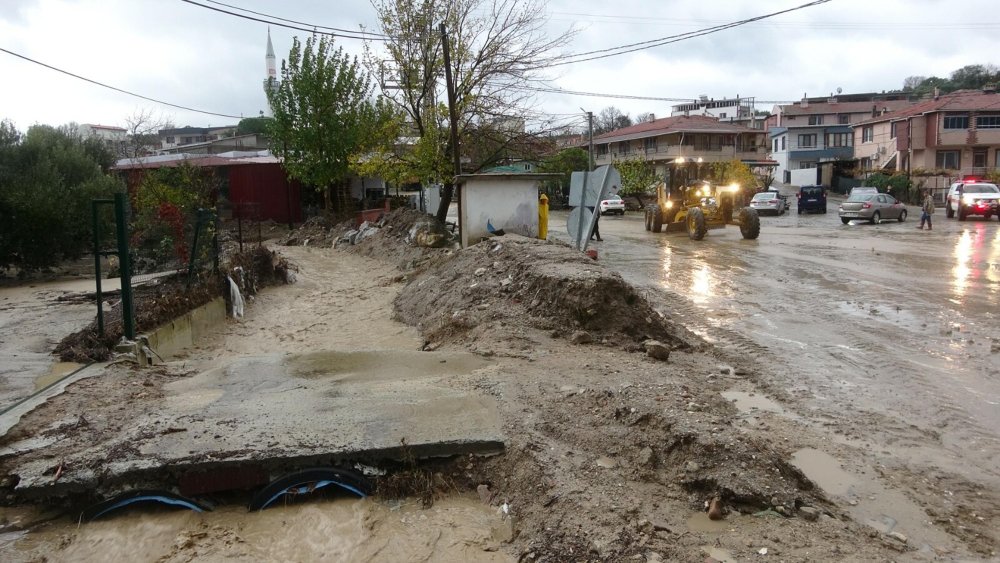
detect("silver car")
[749,191,786,215]
[839,193,908,224]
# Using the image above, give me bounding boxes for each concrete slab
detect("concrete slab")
[8,350,504,499]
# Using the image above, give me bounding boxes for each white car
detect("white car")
[599,194,626,215]
[945,181,1000,221]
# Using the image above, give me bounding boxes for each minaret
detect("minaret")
[263,29,277,115]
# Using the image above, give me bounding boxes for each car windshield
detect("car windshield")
[752,193,775,201]
[606,195,622,201]
[962,184,999,194]
[846,194,875,202]
[801,187,823,196]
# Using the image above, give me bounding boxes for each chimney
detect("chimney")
[801,93,808,109]
[933,87,940,100]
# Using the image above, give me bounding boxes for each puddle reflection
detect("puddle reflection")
[952,226,1000,298]
[691,265,713,304]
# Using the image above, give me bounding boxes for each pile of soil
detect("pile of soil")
[345,208,455,271]
[394,234,692,352]
[277,216,337,247]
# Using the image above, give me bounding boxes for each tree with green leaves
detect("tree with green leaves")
[367,0,575,222]
[613,155,658,207]
[537,147,589,203]
[268,34,393,212]
[0,123,121,271]
[236,116,274,137]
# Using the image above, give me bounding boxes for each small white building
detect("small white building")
[456,173,556,247]
[79,124,127,154]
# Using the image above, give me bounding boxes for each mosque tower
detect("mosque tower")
[263,29,278,114]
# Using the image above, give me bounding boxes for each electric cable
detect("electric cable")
[0,46,245,119]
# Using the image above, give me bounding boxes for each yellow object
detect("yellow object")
[538,193,549,239]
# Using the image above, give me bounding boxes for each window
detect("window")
[825,133,852,147]
[165,136,175,143]
[182,136,193,144]
[890,122,897,138]
[860,157,872,169]
[799,161,816,169]
[862,126,873,143]
[808,115,824,125]
[943,114,969,129]
[781,136,786,150]
[720,112,727,118]
[773,139,778,152]
[936,150,961,169]
[618,141,628,154]
[976,114,1000,128]
[798,134,817,148]
[643,137,657,152]
[596,144,609,156]
[838,114,850,125]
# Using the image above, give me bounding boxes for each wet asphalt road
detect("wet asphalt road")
[551,188,1000,489]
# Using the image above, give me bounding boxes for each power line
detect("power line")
[0,46,245,119]
[548,11,998,30]
[178,0,388,41]
[546,0,833,67]
[199,0,388,38]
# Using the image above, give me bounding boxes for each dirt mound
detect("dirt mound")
[343,208,457,272]
[278,215,337,247]
[394,235,692,351]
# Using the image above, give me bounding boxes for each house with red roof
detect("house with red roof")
[588,114,769,188]
[852,88,1000,178]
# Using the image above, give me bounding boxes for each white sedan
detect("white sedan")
[599,194,626,215]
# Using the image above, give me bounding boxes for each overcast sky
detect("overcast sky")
[1,0,997,133]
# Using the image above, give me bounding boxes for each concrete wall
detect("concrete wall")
[460,178,539,247]
[143,298,226,360]
[789,167,819,187]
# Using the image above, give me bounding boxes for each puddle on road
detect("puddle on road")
[702,546,737,562]
[686,511,729,533]
[286,350,491,382]
[33,362,83,391]
[721,390,785,415]
[6,496,512,563]
[790,448,856,497]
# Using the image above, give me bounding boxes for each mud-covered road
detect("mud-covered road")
[554,189,1000,538]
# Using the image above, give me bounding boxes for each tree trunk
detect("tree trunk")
[435,181,453,224]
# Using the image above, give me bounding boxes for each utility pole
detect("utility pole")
[587,111,594,171]
[436,23,462,223]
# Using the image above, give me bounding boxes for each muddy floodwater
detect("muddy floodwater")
[1,496,512,562]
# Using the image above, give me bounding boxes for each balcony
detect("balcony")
[594,144,764,166]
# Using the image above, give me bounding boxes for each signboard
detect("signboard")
[567,165,621,250]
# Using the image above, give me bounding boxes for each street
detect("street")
[553,190,1000,512]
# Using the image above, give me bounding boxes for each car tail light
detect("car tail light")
[862,202,872,209]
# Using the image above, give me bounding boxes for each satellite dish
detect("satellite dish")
[836,87,843,94]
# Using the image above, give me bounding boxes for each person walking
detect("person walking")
[918,190,935,230]
[586,207,603,241]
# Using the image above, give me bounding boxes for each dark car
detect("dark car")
[797,185,827,214]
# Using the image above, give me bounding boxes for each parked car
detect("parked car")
[797,185,827,214]
[599,194,626,215]
[850,186,878,196]
[839,193,908,224]
[945,181,1000,220]
[749,191,786,215]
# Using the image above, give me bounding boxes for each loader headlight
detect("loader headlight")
[665,200,674,209]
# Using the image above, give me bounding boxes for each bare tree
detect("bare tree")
[366,0,576,222]
[636,112,657,124]
[902,75,926,91]
[594,106,632,135]
[123,109,171,159]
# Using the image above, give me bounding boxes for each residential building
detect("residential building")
[157,133,269,155]
[588,114,769,188]
[769,93,917,185]
[159,125,238,151]
[78,124,127,154]
[852,88,1000,178]
[671,96,765,129]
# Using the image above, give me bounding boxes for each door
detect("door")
[973,149,987,175]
